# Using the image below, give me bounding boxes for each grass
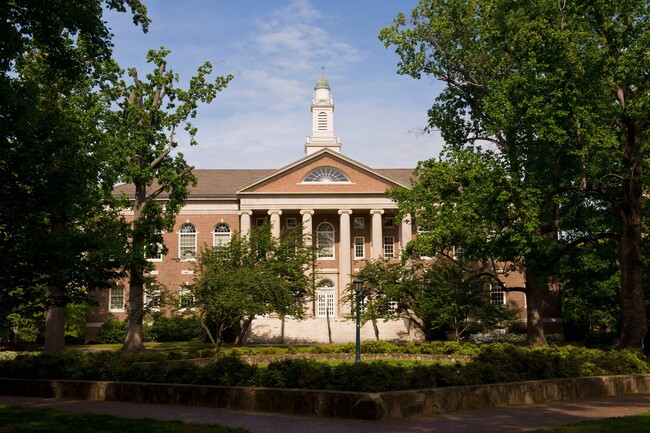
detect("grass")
[0,405,248,433]
[533,411,650,432]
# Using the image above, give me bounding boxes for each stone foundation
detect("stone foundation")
[2,375,650,420]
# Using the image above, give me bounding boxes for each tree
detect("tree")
[0,0,149,351]
[345,258,409,341]
[349,255,515,342]
[191,224,314,352]
[380,0,650,347]
[108,48,233,352]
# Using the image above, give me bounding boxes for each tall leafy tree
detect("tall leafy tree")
[380,0,649,347]
[108,50,232,352]
[0,0,149,351]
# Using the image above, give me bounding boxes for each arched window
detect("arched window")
[179,224,197,260]
[317,279,336,318]
[303,167,350,183]
[213,223,231,247]
[317,222,335,258]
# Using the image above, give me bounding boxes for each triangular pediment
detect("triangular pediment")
[236,149,411,195]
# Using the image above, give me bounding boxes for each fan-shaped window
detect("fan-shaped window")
[303,167,350,183]
[213,223,231,247]
[179,224,197,260]
[317,222,335,258]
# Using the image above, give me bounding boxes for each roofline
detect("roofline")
[234,149,411,193]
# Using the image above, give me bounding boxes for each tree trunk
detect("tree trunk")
[122,277,145,352]
[235,315,253,346]
[122,183,147,353]
[372,318,380,341]
[44,286,65,353]
[616,118,646,348]
[524,267,547,346]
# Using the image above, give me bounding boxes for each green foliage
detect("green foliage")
[381,0,650,348]
[0,344,647,392]
[107,47,233,352]
[0,1,146,351]
[97,317,127,344]
[349,257,516,342]
[191,224,315,350]
[148,314,203,342]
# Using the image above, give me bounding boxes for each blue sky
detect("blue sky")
[104,0,445,169]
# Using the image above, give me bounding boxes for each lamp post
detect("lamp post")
[353,278,364,364]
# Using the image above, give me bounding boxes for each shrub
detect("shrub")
[360,340,397,353]
[148,314,203,342]
[260,359,330,389]
[97,317,126,344]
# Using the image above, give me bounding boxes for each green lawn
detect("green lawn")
[534,411,650,432]
[0,405,248,433]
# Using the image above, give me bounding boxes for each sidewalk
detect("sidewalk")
[2,393,650,433]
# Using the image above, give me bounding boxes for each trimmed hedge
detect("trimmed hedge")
[0,344,648,392]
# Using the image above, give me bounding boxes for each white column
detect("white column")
[268,209,282,239]
[239,211,252,237]
[370,209,384,259]
[300,209,314,246]
[400,213,412,253]
[338,209,353,297]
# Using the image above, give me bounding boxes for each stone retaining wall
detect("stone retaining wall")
[2,375,650,420]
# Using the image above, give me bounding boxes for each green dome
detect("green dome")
[315,75,330,89]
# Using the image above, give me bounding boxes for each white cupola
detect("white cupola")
[305,74,341,154]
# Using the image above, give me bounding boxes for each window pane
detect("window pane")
[213,223,231,247]
[110,286,124,311]
[383,236,394,258]
[179,224,196,260]
[354,236,365,259]
[317,222,334,258]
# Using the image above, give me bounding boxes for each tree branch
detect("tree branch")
[149,125,175,169]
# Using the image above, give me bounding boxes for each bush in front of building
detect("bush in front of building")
[148,313,203,342]
[97,317,127,344]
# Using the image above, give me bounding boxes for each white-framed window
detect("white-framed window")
[353,217,365,229]
[490,284,506,305]
[383,216,395,228]
[213,223,231,247]
[387,301,399,315]
[383,236,395,258]
[286,217,298,228]
[317,279,336,318]
[354,236,365,259]
[179,286,194,310]
[109,285,125,311]
[453,245,464,260]
[179,224,197,260]
[317,222,335,259]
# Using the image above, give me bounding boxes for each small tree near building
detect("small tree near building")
[190,224,314,352]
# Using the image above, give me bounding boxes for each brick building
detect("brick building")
[85,75,531,343]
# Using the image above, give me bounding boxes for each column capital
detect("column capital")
[267,209,283,216]
[338,209,353,215]
[300,209,315,216]
[239,210,253,216]
[370,209,385,215]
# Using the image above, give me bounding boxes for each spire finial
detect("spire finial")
[321,65,326,74]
